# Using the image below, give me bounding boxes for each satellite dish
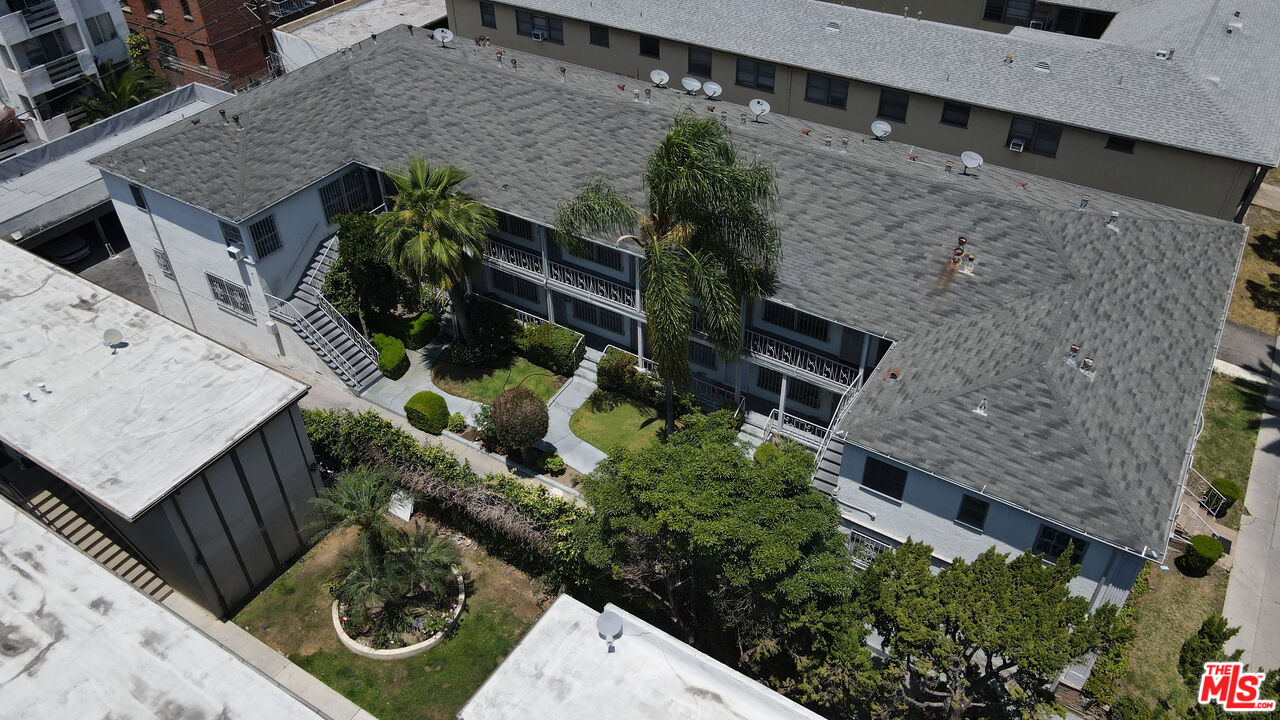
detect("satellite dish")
[433,28,453,46]
[597,610,624,652]
[649,69,669,86]
[871,120,892,139]
[680,76,702,94]
[103,328,123,354]
[748,98,771,121]
[702,81,722,98]
[960,150,984,176]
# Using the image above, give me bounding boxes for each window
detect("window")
[497,212,534,241]
[1007,116,1063,157]
[1105,135,1135,153]
[319,169,371,219]
[479,1,496,28]
[206,273,253,318]
[178,0,192,17]
[983,0,1047,25]
[219,221,243,247]
[688,46,712,77]
[249,216,282,257]
[571,298,623,334]
[861,457,906,501]
[639,35,659,58]
[153,248,173,280]
[156,37,176,62]
[589,23,609,47]
[515,10,563,43]
[85,14,118,45]
[129,184,148,210]
[804,72,848,109]
[491,269,539,302]
[955,495,989,530]
[940,101,971,128]
[786,377,822,409]
[570,242,623,271]
[876,88,909,122]
[735,58,775,93]
[195,50,206,66]
[756,367,782,394]
[689,342,717,369]
[761,300,828,342]
[1033,525,1089,564]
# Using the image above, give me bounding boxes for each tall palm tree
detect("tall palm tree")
[554,110,781,431]
[310,465,398,556]
[377,157,497,344]
[75,60,169,123]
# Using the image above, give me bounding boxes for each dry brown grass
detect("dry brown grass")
[1229,206,1280,334]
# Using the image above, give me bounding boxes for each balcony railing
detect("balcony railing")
[766,408,827,449]
[548,260,635,308]
[20,0,62,31]
[744,329,859,386]
[267,0,315,17]
[847,527,894,570]
[44,53,79,83]
[486,240,543,275]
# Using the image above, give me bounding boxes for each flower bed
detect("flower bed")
[332,571,466,660]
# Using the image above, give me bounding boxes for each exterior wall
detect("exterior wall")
[272,27,333,72]
[121,0,273,88]
[448,0,1259,220]
[836,441,1146,610]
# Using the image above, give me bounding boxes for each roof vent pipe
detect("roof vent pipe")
[232,114,242,130]
[1106,211,1119,226]
[1227,21,1243,34]
[219,109,228,126]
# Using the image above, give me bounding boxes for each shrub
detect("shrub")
[1179,534,1224,577]
[372,333,409,379]
[1211,478,1243,517]
[492,386,549,454]
[1108,696,1159,720]
[1179,615,1241,687]
[447,412,467,433]
[404,391,449,434]
[754,441,782,464]
[372,312,439,350]
[540,452,566,475]
[515,322,584,376]
[474,404,498,448]
[597,347,657,404]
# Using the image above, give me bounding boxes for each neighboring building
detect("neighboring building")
[460,594,827,720]
[443,0,1280,221]
[814,0,1118,36]
[0,241,324,616]
[0,0,129,147]
[0,499,326,719]
[273,0,446,72]
[90,28,1242,686]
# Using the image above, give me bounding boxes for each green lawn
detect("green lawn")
[431,356,564,404]
[234,527,544,720]
[1192,374,1266,529]
[1230,206,1280,335]
[569,391,662,453]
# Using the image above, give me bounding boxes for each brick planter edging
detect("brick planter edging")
[331,571,465,660]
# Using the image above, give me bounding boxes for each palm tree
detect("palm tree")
[310,465,398,555]
[75,60,169,123]
[554,110,781,431]
[376,157,497,344]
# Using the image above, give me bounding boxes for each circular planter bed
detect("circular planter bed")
[331,571,466,660]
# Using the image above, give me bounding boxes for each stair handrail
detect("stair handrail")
[315,292,378,365]
[1174,500,1219,542]
[811,368,865,491]
[266,293,361,382]
[1187,466,1228,517]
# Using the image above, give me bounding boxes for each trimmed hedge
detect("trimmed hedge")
[372,311,438,350]
[405,391,449,434]
[1179,534,1224,576]
[597,347,657,404]
[1212,478,1243,517]
[372,333,409,379]
[515,321,585,376]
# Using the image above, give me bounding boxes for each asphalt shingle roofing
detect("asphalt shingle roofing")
[94,26,1244,555]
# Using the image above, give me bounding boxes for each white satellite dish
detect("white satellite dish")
[649,69,669,86]
[433,28,453,46]
[960,150,984,175]
[680,76,702,94]
[871,120,892,139]
[702,81,722,98]
[748,98,771,121]
[103,328,123,354]
[597,610,624,652]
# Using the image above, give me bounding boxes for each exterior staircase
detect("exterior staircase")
[812,440,844,495]
[574,347,602,385]
[737,410,769,450]
[267,236,381,392]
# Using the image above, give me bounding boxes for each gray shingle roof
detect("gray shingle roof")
[500,0,1279,165]
[93,27,1244,554]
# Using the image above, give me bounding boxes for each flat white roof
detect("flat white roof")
[459,595,827,720]
[0,500,324,720]
[281,0,447,49]
[0,243,307,520]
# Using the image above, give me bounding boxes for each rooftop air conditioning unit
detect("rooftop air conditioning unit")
[1008,139,1026,152]
[531,30,546,41]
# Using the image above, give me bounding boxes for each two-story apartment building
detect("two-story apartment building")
[90,29,1243,684]
[442,0,1280,221]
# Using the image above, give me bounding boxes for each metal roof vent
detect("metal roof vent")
[973,398,988,416]
[1227,21,1243,34]
[825,21,840,32]
[1066,343,1080,366]
[1034,60,1050,72]
[1155,48,1175,60]
[886,367,902,380]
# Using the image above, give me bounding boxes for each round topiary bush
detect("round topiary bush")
[1178,534,1224,577]
[753,441,782,464]
[372,333,409,380]
[405,391,449,434]
[1211,478,1243,517]
[491,386,548,456]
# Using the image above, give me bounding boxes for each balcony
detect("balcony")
[19,0,62,30]
[765,408,827,449]
[485,240,543,276]
[548,260,636,309]
[0,0,67,44]
[44,52,79,82]
[17,48,88,95]
[266,0,315,17]
[846,527,894,570]
[744,329,859,387]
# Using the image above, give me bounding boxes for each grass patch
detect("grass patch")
[235,527,544,720]
[1192,374,1266,529]
[431,356,564,404]
[569,390,662,453]
[1117,564,1230,710]
[1230,206,1280,335]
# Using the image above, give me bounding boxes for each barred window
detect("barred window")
[319,169,371,219]
[689,341,717,369]
[490,268,539,302]
[154,248,174,280]
[756,366,782,394]
[497,212,534,241]
[572,298,624,334]
[571,242,623,271]
[761,300,828,341]
[219,221,243,247]
[206,273,253,318]
[787,377,822,408]
[249,216,282,258]
[1033,526,1088,564]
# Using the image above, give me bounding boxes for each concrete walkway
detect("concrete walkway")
[1253,182,1280,214]
[1223,336,1280,668]
[546,374,608,472]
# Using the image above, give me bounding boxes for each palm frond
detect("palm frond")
[552,177,640,254]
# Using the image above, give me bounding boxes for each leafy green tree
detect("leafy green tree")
[322,212,407,336]
[1180,615,1243,687]
[554,110,780,431]
[577,411,869,712]
[377,157,496,344]
[491,386,548,461]
[75,60,169,123]
[859,541,1121,720]
[125,33,150,69]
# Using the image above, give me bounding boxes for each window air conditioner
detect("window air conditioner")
[1029,19,1044,29]
[227,245,243,261]
[531,30,546,41]
[1008,139,1026,152]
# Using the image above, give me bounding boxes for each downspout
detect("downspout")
[1234,164,1269,223]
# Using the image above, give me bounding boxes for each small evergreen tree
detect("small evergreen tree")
[1179,615,1243,687]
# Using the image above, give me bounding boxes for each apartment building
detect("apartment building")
[443,0,1280,221]
[0,0,127,145]
[90,29,1242,683]
[273,0,446,72]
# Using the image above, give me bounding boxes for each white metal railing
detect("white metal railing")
[848,527,894,569]
[744,329,859,386]
[602,344,656,374]
[811,370,866,485]
[1187,467,1228,517]
[267,0,314,16]
[486,240,544,275]
[1173,501,1219,543]
[473,293,545,327]
[692,376,736,407]
[266,293,363,383]
[766,408,828,449]
[549,261,636,308]
[315,293,377,365]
